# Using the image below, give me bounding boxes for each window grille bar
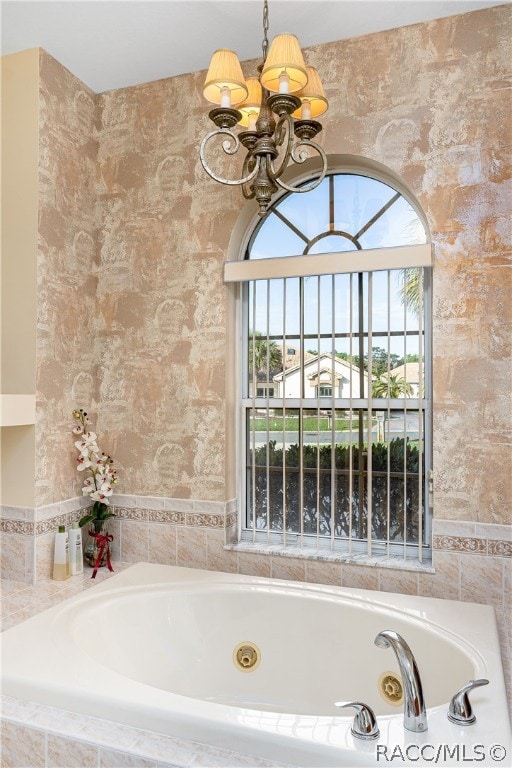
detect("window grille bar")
[249,330,423,342]
[386,270,392,559]
[403,275,408,560]
[299,277,305,546]
[282,279,287,548]
[367,273,373,557]
[423,267,433,553]
[251,286,257,543]
[330,274,336,551]
[418,268,424,562]
[348,273,354,553]
[265,279,270,545]
[316,276,321,542]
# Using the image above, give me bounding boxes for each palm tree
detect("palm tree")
[372,374,414,398]
[248,332,283,376]
[398,268,422,318]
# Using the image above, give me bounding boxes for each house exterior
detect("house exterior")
[273,353,369,399]
[383,362,422,397]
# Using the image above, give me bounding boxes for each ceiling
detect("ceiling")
[1,0,508,93]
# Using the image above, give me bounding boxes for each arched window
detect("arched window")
[225,170,432,563]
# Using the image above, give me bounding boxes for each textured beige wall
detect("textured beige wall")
[4,7,509,522]
[36,51,98,505]
[310,8,512,525]
[95,69,236,502]
[93,5,511,524]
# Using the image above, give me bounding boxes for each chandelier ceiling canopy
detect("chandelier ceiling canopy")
[199,0,329,217]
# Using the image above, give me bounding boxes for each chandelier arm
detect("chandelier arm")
[271,139,328,194]
[242,185,257,200]
[241,153,258,200]
[199,128,259,187]
[265,114,295,182]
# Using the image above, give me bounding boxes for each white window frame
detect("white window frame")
[224,170,433,564]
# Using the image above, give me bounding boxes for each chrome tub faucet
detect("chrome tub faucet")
[375,630,428,733]
[448,679,489,725]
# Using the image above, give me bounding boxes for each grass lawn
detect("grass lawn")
[250,416,376,431]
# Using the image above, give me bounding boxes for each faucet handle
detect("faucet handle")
[335,701,380,741]
[448,679,489,725]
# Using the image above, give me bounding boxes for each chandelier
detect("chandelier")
[199,0,329,217]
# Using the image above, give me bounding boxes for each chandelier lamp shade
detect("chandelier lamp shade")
[292,66,329,119]
[259,33,308,94]
[199,0,329,216]
[237,77,263,129]
[203,49,249,108]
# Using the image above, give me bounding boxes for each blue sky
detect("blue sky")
[247,173,426,359]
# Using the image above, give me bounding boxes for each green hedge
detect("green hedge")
[247,438,423,543]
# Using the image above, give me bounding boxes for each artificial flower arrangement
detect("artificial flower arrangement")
[72,409,118,576]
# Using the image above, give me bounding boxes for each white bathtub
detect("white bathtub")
[1,563,510,766]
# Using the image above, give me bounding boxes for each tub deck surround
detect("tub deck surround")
[0,696,291,768]
[1,563,510,767]
[1,500,511,709]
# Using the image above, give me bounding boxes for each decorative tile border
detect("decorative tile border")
[148,509,186,525]
[226,510,237,529]
[35,511,83,536]
[114,506,149,522]
[185,512,224,528]
[0,520,35,535]
[433,534,511,557]
[488,540,512,557]
[0,510,84,536]
[4,503,509,558]
[114,507,225,528]
[1,497,237,535]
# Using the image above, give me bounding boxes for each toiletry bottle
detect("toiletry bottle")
[52,525,70,580]
[68,522,83,575]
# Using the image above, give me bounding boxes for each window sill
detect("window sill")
[225,541,434,573]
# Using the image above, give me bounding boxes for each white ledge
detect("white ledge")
[225,541,434,573]
[0,395,36,426]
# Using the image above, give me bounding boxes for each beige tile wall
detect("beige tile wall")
[1,499,510,709]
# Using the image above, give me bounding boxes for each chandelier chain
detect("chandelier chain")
[262,0,269,60]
